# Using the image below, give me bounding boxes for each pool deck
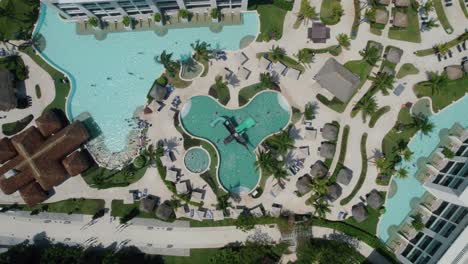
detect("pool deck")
[1,0,468,254]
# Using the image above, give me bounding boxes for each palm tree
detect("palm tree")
[270,46,285,62]
[423,18,439,30]
[295,49,314,67]
[396,167,409,179]
[266,129,295,154]
[422,0,434,15]
[255,150,278,176]
[359,46,380,66]
[373,72,395,95]
[403,148,413,162]
[303,4,318,23]
[214,75,228,90]
[216,194,232,215]
[155,50,177,77]
[364,8,376,23]
[410,114,435,136]
[260,72,275,88]
[191,40,212,61]
[374,156,388,172]
[355,95,378,122]
[312,199,331,219]
[332,2,344,17]
[272,165,288,183]
[336,33,350,49]
[0,1,17,21]
[434,43,450,55]
[423,71,448,95]
[310,177,328,199]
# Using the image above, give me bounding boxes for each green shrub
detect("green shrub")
[132,155,147,169]
[211,8,220,19]
[156,76,168,86]
[154,12,162,22]
[88,17,99,27]
[179,9,190,19]
[122,16,131,27]
[35,85,41,99]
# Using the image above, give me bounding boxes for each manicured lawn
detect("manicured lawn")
[208,84,230,105]
[1,198,105,215]
[238,82,280,106]
[21,47,70,113]
[164,249,219,264]
[434,0,454,33]
[164,67,192,89]
[415,33,468,56]
[1,114,33,136]
[413,75,468,112]
[388,5,421,43]
[396,63,419,79]
[344,199,384,235]
[340,133,368,205]
[81,164,148,189]
[0,0,39,40]
[320,0,342,25]
[460,0,468,18]
[255,5,287,41]
[304,45,342,56]
[110,200,155,219]
[369,106,390,128]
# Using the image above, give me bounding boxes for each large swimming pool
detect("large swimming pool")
[378,95,468,242]
[35,5,259,153]
[180,92,291,193]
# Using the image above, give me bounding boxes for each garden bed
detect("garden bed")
[340,133,368,205]
[1,114,33,136]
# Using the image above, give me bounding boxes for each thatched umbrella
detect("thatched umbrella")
[386,48,403,64]
[319,142,336,159]
[352,203,368,222]
[296,174,313,195]
[393,12,408,28]
[375,9,389,25]
[445,65,463,80]
[337,167,353,185]
[310,160,329,178]
[326,183,342,202]
[139,197,156,213]
[322,123,338,141]
[155,201,174,220]
[366,189,383,209]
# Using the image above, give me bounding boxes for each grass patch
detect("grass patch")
[388,4,421,43]
[343,198,384,236]
[255,5,287,42]
[415,33,468,56]
[320,0,342,25]
[1,114,33,136]
[1,198,105,215]
[370,27,383,36]
[396,63,419,79]
[238,82,280,106]
[81,165,148,189]
[304,45,342,56]
[340,133,368,205]
[208,84,230,105]
[199,59,209,77]
[382,107,416,162]
[21,47,70,113]
[0,0,39,40]
[164,66,192,89]
[413,75,468,112]
[111,200,157,219]
[188,215,291,232]
[369,106,390,128]
[460,0,468,18]
[308,218,398,263]
[434,0,454,33]
[351,0,361,38]
[35,84,41,99]
[329,125,350,183]
[164,249,220,264]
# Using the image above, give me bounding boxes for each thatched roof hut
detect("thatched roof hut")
[18,181,48,207]
[149,84,168,101]
[326,183,342,202]
[36,110,64,137]
[308,23,331,43]
[352,203,369,222]
[386,47,403,64]
[337,167,353,185]
[296,174,313,195]
[322,123,338,141]
[375,9,389,25]
[315,58,360,102]
[381,66,395,76]
[156,201,174,221]
[62,150,92,176]
[366,189,383,209]
[139,197,156,213]
[0,138,17,164]
[310,160,328,178]
[445,65,464,80]
[393,12,408,28]
[0,69,17,112]
[319,142,336,159]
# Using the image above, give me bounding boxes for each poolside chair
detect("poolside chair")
[271,61,287,76]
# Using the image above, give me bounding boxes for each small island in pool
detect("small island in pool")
[180,91,291,193]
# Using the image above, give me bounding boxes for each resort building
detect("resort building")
[0,111,92,206]
[41,0,248,22]
[390,124,468,264]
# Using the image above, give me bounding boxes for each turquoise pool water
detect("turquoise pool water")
[180,92,291,193]
[35,5,259,153]
[378,95,468,242]
[184,147,210,173]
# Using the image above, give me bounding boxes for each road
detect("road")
[0,212,281,255]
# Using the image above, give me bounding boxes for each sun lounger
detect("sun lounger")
[271,61,287,75]
[457,45,462,52]
[259,56,272,70]
[238,67,251,80]
[234,51,249,65]
[462,42,466,50]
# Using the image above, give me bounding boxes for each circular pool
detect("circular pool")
[184,147,210,173]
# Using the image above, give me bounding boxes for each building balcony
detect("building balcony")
[388,234,409,255]
[429,151,448,171]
